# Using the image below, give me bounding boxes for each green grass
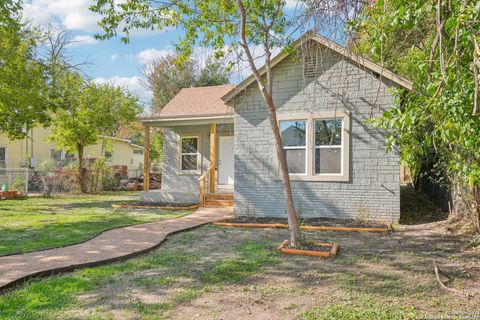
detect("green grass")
[0,221,476,319]
[199,242,279,284]
[0,227,281,320]
[0,194,194,255]
[303,302,416,320]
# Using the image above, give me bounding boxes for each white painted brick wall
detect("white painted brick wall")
[232,46,401,223]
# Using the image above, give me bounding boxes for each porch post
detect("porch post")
[209,123,216,193]
[143,125,150,191]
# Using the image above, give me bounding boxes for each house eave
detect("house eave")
[140,114,234,127]
[99,135,144,150]
[222,31,413,104]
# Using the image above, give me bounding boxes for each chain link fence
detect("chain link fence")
[0,168,161,197]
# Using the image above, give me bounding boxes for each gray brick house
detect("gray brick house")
[140,32,412,223]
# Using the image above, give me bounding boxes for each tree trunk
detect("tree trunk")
[263,92,302,247]
[236,0,302,247]
[473,185,480,232]
[77,144,87,193]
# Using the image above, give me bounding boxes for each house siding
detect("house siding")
[161,123,234,190]
[233,45,400,222]
[0,127,142,177]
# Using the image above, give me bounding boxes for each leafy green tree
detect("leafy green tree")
[351,0,480,231]
[0,0,48,139]
[50,73,141,193]
[197,57,230,87]
[144,54,229,113]
[90,0,306,245]
[117,123,163,172]
[144,55,197,113]
[149,129,163,172]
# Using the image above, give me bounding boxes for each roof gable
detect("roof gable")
[222,32,412,103]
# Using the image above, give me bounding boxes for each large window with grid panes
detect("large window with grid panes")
[278,112,350,182]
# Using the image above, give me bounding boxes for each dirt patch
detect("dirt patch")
[400,185,449,225]
[52,220,480,320]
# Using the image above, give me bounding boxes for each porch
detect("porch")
[140,117,234,207]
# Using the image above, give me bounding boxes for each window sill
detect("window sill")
[285,174,350,182]
[178,170,201,176]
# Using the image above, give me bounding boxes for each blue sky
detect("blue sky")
[22,0,343,109]
[23,0,193,106]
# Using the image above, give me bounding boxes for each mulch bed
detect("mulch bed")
[214,217,392,233]
[285,242,332,252]
[277,240,338,258]
[226,216,389,229]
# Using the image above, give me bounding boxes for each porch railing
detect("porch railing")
[199,164,215,206]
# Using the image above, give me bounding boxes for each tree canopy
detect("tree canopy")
[0,0,48,139]
[144,54,229,113]
[352,0,480,230]
[49,73,141,192]
[197,57,230,87]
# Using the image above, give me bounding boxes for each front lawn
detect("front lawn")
[0,193,195,256]
[0,189,478,319]
[0,223,478,320]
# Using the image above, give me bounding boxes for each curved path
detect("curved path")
[0,207,233,292]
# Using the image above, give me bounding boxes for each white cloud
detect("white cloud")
[285,0,305,9]
[23,0,102,32]
[23,0,167,37]
[134,48,172,65]
[69,35,98,46]
[94,76,152,106]
[111,54,119,62]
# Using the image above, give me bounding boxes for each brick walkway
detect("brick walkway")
[0,207,233,291]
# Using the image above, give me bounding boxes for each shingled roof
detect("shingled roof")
[143,84,236,120]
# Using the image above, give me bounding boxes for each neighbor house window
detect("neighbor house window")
[276,112,350,182]
[51,149,63,162]
[134,149,143,155]
[180,136,200,172]
[105,151,112,159]
[314,119,343,175]
[0,147,6,168]
[65,152,75,161]
[280,120,307,174]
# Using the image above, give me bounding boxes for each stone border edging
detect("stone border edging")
[0,212,195,258]
[111,204,199,210]
[0,221,210,294]
[213,221,392,233]
[277,240,338,258]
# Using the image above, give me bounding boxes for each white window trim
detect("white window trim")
[280,119,308,175]
[179,134,201,174]
[314,118,344,177]
[276,112,350,182]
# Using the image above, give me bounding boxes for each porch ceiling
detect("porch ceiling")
[141,114,234,127]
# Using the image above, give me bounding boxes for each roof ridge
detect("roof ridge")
[182,84,236,90]
[222,31,412,103]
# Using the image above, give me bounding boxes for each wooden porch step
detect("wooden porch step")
[204,199,234,207]
[207,193,234,201]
